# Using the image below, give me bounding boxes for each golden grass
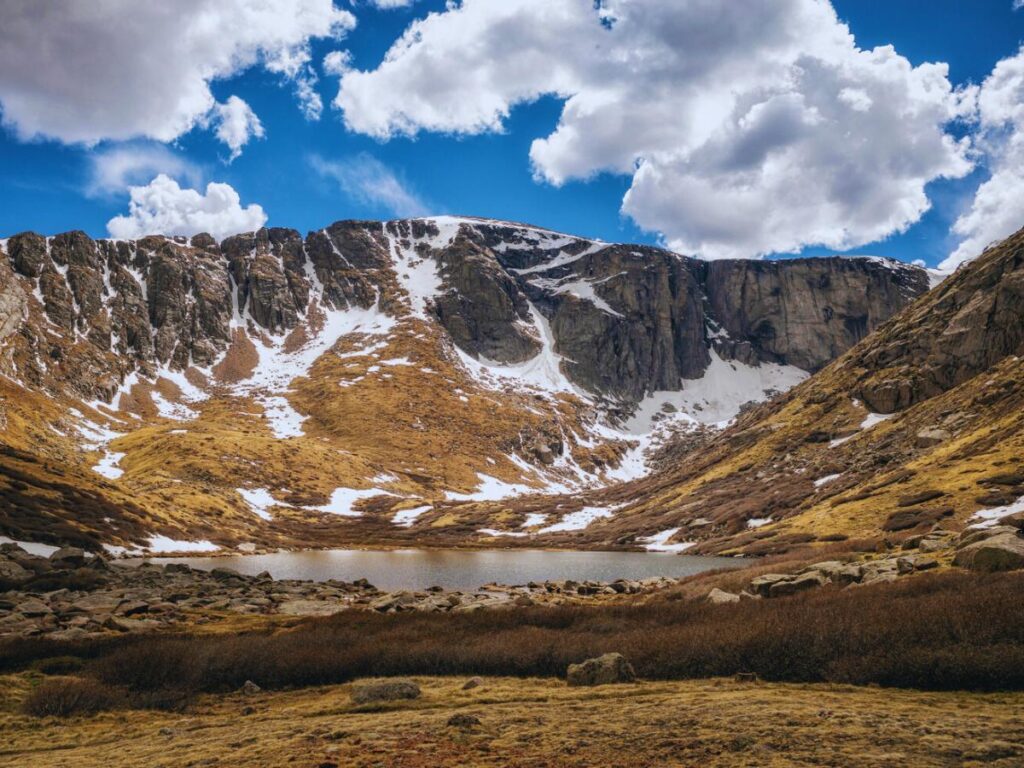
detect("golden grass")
[1,673,1022,767]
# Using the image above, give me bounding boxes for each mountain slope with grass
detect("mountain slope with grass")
[0,217,926,553]
[494,226,1024,558]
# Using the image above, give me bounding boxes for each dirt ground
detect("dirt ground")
[1,674,1022,767]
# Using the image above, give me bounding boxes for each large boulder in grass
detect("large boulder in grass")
[954,533,1024,572]
[707,588,740,604]
[350,679,421,705]
[566,653,636,687]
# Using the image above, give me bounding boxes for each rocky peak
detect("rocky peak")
[0,217,930,409]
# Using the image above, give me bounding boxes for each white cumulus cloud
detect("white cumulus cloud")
[106,174,267,241]
[210,97,265,161]
[943,47,1024,270]
[0,0,354,153]
[87,144,201,198]
[310,153,428,217]
[331,0,974,259]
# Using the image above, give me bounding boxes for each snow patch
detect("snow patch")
[0,536,60,557]
[747,518,772,529]
[625,350,808,432]
[392,505,433,527]
[813,473,841,488]
[234,300,396,438]
[92,451,125,480]
[969,495,1024,529]
[237,488,289,521]
[446,473,535,502]
[308,487,394,517]
[478,528,528,538]
[638,528,695,553]
[860,412,894,430]
[522,513,548,528]
[258,395,306,439]
[538,506,614,533]
[144,536,220,553]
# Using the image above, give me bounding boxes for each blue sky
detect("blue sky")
[2,1,1024,268]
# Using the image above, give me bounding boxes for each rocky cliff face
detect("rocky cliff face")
[854,229,1024,412]
[0,217,926,408]
[527,224,1024,560]
[0,216,931,554]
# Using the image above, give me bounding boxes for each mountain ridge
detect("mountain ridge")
[0,216,929,554]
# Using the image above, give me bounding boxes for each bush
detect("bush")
[81,570,1024,698]
[21,678,123,718]
[31,656,84,675]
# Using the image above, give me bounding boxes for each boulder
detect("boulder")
[209,567,243,581]
[767,571,829,598]
[350,679,421,705]
[566,653,636,687]
[49,547,88,567]
[370,592,418,612]
[277,599,347,617]
[954,533,1024,572]
[0,558,32,585]
[999,511,1024,531]
[462,677,483,690]
[748,573,792,597]
[18,598,52,617]
[116,600,150,616]
[802,561,862,585]
[102,616,161,633]
[707,588,740,604]
[240,680,261,695]
[918,532,955,553]
[958,525,1017,548]
[915,428,951,448]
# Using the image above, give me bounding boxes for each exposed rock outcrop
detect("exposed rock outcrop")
[0,218,928,406]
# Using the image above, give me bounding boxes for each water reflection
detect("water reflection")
[125,548,742,591]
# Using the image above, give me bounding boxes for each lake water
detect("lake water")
[125,549,742,591]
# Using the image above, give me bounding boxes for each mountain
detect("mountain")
[513,226,1024,558]
[0,217,928,553]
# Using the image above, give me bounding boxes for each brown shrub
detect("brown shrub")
[78,570,1024,698]
[21,677,123,718]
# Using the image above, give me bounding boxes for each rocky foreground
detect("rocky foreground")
[4,505,1023,640]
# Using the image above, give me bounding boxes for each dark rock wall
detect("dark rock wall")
[0,220,931,404]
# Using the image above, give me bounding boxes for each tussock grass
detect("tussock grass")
[8,570,1023,718]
